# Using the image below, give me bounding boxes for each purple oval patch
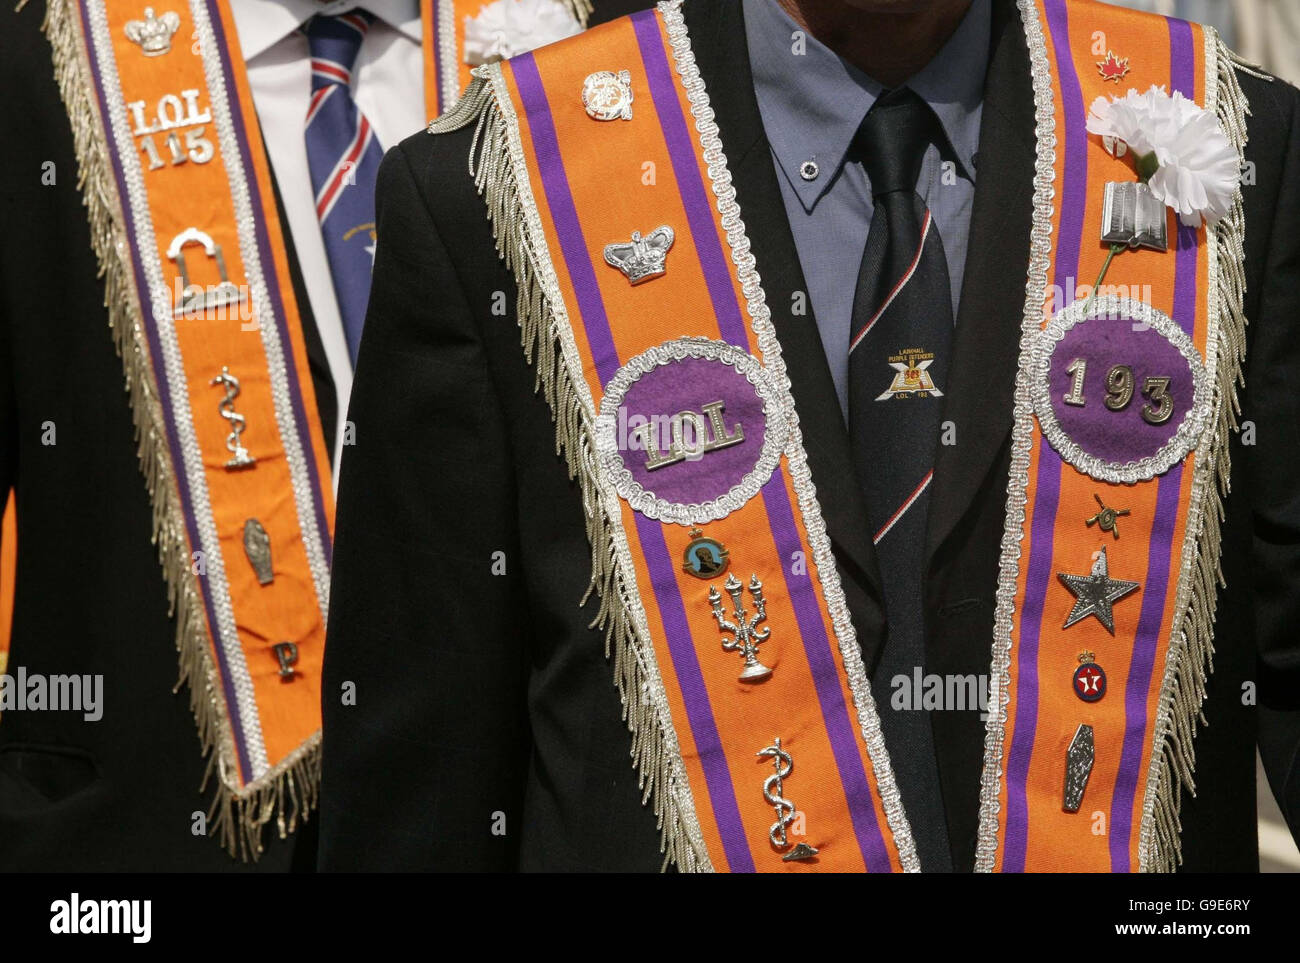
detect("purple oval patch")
[620,355,766,505]
[597,339,788,524]
[1032,297,1209,483]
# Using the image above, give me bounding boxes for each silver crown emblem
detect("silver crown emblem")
[124,7,181,56]
[603,225,675,285]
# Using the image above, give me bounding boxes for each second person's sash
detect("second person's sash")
[435,0,919,872]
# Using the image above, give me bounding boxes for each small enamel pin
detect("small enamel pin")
[682,528,729,580]
[582,70,634,121]
[1073,651,1106,703]
[1097,50,1130,83]
[604,226,674,285]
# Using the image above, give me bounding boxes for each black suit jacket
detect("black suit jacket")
[320,0,1300,872]
[0,0,644,872]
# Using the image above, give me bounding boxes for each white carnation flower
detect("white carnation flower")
[463,0,582,66]
[1086,85,1239,227]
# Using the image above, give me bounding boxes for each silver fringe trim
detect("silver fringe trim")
[1137,29,1251,874]
[974,0,1058,873]
[43,0,318,862]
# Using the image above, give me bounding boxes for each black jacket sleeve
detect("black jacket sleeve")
[1247,77,1300,843]
[319,140,532,871]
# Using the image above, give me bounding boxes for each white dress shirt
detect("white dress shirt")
[229,0,428,481]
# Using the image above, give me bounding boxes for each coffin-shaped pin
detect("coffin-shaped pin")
[1063,723,1095,813]
[243,518,273,585]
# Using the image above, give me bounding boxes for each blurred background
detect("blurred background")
[1103,0,1300,83]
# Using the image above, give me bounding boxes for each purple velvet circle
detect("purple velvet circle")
[1048,313,1193,465]
[617,355,767,506]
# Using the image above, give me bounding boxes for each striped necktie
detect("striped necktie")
[304,10,384,366]
[848,86,955,872]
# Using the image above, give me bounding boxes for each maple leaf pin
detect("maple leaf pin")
[1097,50,1130,83]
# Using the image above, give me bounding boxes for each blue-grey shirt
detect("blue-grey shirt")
[744,0,991,418]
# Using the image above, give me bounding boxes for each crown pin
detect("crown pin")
[604,225,674,285]
[124,7,181,57]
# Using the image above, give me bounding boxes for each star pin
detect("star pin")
[1085,493,1130,539]
[1057,546,1140,635]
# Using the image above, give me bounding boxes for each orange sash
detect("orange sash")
[39,0,598,859]
[975,0,1247,872]
[46,0,336,859]
[435,1,918,872]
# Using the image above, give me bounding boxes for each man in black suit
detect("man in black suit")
[321,0,1300,871]
[0,0,643,872]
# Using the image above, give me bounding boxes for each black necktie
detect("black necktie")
[849,86,954,871]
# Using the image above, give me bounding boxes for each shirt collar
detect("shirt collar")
[744,0,991,213]
[229,0,422,62]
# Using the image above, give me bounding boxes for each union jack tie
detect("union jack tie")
[304,10,384,366]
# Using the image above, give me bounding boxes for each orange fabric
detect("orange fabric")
[95,0,335,781]
[424,0,494,117]
[995,0,1210,871]
[502,12,906,872]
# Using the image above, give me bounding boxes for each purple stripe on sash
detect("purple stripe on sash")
[1169,18,1196,100]
[79,0,253,781]
[1003,436,1062,870]
[630,11,750,349]
[633,515,755,872]
[1107,16,1199,871]
[1168,18,1201,336]
[511,55,621,384]
[512,52,755,871]
[760,477,891,871]
[207,1,334,566]
[1109,465,1181,870]
[1003,0,1086,870]
[631,10,893,869]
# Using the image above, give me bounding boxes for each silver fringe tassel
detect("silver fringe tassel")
[432,75,705,872]
[1142,36,1255,873]
[42,0,319,862]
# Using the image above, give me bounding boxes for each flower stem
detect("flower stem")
[1135,151,1160,183]
[1080,242,1128,315]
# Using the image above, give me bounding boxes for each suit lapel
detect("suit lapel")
[683,0,889,669]
[925,0,1036,568]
